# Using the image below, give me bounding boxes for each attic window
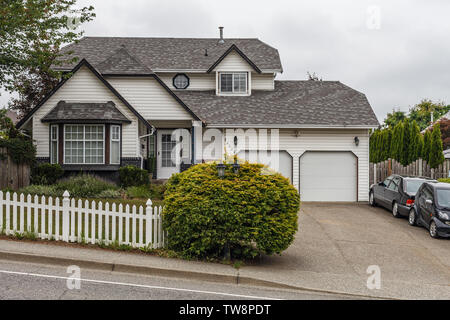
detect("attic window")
[173,74,189,89]
[219,72,247,94]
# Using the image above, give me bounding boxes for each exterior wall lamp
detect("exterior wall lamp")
[217,163,226,178]
[232,158,240,174]
[354,136,360,147]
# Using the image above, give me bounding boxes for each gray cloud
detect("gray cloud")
[2,0,450,123]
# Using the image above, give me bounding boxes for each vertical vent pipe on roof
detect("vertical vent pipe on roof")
[218,26,224,44]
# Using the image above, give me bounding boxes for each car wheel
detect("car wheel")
[392,202,400,218]
[369,192,376,207]
[429,221,440,239]
[408,209,417,226]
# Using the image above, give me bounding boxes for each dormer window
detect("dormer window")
[219,72,248,94]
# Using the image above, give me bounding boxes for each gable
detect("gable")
[32,65,139,158]
[106,77,196,121]
[212,50,256,72]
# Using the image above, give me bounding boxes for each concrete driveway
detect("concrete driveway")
[240,203,450,299]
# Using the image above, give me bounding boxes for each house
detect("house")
[16,28,379,202]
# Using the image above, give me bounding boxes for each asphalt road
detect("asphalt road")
[0,259,359,300]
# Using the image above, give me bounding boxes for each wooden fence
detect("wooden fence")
[0,191,166,249]
[0,147,30,190]
[369,158,450,185]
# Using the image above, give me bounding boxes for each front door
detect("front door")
[157,130,179,179]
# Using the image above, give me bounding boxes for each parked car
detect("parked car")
[369,175,434,218]
[409,182,450,238]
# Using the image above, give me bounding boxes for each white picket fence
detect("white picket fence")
[0,191,166,249]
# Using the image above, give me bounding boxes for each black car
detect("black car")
[369,175,434,218]
[409,182,450,238]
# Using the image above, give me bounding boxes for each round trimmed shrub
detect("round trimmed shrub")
[163,162,300,260]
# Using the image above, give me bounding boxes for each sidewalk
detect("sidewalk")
[0,237,448,300]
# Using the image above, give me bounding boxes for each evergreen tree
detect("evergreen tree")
[390,122,404,162]
[400,119,411,165]
[422,130,432,162]
[429,124,445,169]
[409,120,422,163]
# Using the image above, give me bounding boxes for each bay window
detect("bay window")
[110,125,121,165]
[64,125,104,164]
[219,72,248,94]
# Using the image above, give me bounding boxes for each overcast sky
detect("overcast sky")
[2,0,450,123]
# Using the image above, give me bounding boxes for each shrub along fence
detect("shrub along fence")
[0,147,30,190]
[370,158,450,185]
[0,191,166,249]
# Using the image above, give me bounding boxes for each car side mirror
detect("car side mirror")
[425,199,433,205]
[378,182,385,187]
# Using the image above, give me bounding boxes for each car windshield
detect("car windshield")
[404,180,425,194]
[436,189,450,208]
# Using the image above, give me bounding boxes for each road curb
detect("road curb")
[0,249,393,300]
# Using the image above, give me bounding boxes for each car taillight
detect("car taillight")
[406,199,415,207]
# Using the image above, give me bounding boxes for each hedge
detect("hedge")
[162,162,300,260]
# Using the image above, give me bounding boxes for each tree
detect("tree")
[422,130,432,163]
[429,124,445,169]
[400,119,412,165]
[409,99,450,131]
[439,118,450,150]
[0,0,95,117]
[307,71,322,81]
[408,120,422,163]
[383,109,406,128]
[390,122,404,162]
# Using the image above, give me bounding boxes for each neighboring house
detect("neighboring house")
[16,28,379,202]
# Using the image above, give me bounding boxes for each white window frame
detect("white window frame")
[50,125,58,164]
[218,72,249,95]
[110,125,121,165]
[63,124,105,165]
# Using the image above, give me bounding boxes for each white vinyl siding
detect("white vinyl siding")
[252,73,275,90]
[157,72,275,91]
[158,73,216,91]
[32,66,139,159]
[218,128,370,202]
[212,50,255,72]
[106,77,194,121]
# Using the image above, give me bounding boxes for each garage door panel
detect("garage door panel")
[300,152,357,202]
[238,150,293,182]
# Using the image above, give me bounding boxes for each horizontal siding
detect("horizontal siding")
[252,73,275,90]
[213,128,369,202]
[32,66,139,158]
[213,51,255,72]
[278,129,370,202]
[106,77,194,121]
[158,72,275,91]
[157,73,216,91]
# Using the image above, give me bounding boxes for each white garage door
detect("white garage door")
[300,151,357,202]
[238,150,293,182]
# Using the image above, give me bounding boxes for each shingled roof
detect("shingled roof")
[97,46,153,75]
[41,101,131,124]
[55,37,283,73]
[176,81,380,128]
